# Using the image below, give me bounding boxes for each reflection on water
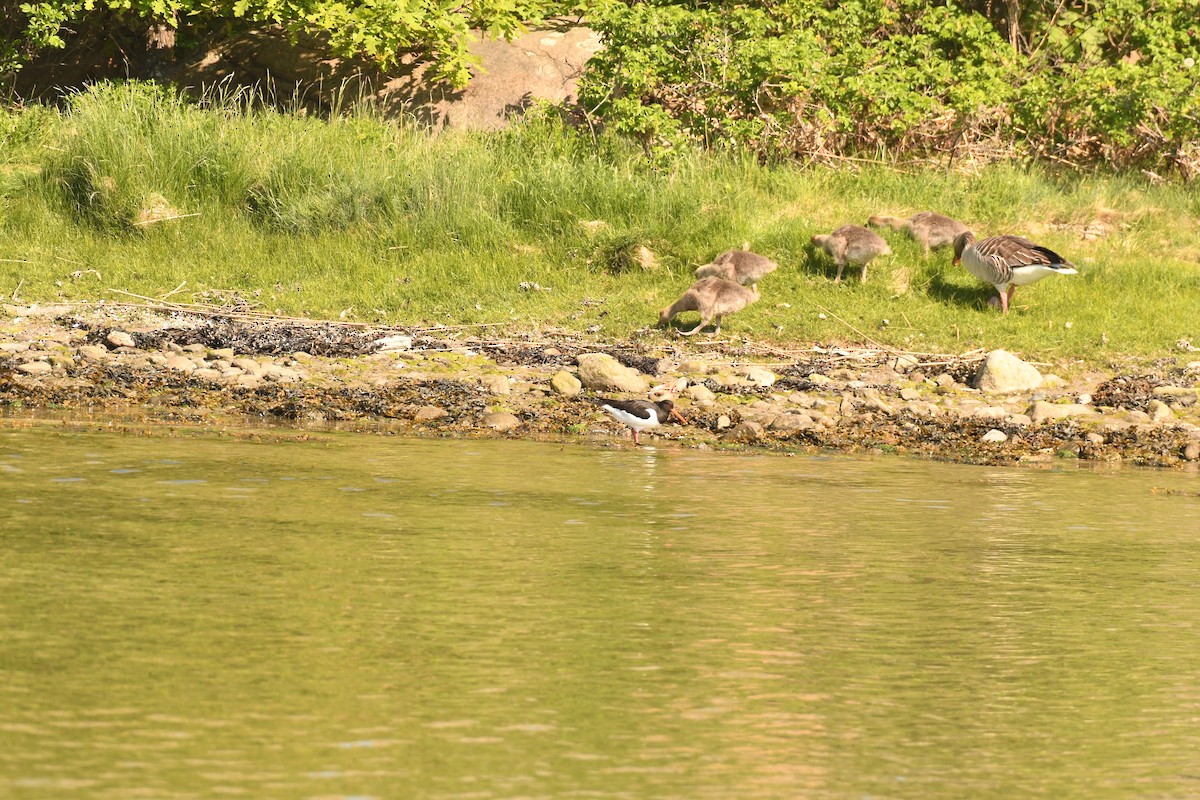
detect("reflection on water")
[2,428,1200,799]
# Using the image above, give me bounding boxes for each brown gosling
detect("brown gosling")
[694,248,778,287]
[811,225,892,284]
[659,277,760,336]
[867,211,969,255]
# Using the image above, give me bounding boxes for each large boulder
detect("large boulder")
[973,350,1043,394]
[576,353,649,393]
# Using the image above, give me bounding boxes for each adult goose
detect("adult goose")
[952,232,1078,313]
[659,277,759,336]
[595,398,687,446]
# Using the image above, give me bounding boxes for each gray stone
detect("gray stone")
[481,374,512,396]
[724,421,764,442]
[1027,401,1096,422]
[106,331,136,349]
[981,429,1008,444]
[482,412,521,432]
[678,360,708,375]
[973,349,1043,394]
[0,342,30,353]
[899,387,921,401]
[806,373,832,386]
[743,366,776,387]
[1085,432,1106,445]
[232,357,263,374]
[1007,413,1033,427]
[716,414,732,430]
[16,360,52,375]
[78,345,109,361]
[685,384,715,403]
[193,368,222,380]
[414,406,448,421]
[182,343,207,354]
[1183,442,1200,462]
[373,335,414,352]
[770,414,815,432]
[549,370,581,397]
[576,352,648,393]
[148,353,170,366]
[165,356,197,372]
[975,405,1008,420]
[210,347,236,360]
[1153,385,1199,399]
[263,364,300,382]
[1077,393,1092,405]
[1147,399,1174,422]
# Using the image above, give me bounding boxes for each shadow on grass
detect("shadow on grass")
[926,273,993,311]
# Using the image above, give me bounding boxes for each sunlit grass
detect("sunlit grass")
[2,82,1199,368]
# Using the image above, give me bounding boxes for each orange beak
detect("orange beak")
[669,408,688,425]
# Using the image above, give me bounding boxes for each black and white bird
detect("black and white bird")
[595,398,687,446]
[952,232,1078,313]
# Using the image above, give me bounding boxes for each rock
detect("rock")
[1127,410,1151,424]
[770,414,815,432]
[210,347,236,360]
[890,354,919,373]
[262,364,301,382]
[1085,432,1105,445]
[973,349,1043,394]
[482,412,521,432]
[863,397,893,414]
[193,368,222,380]
[165,355,197,372]
[899,387,921,401]
[373,335,413,352]
[724,421,763,442]
[981,429,1008,444]
[975,406,1008,420]
[576,352,648,393]
[235,374,262,388]
[232,357,263,374]
[1153,385,1198,399]
[1077,393,1092,405]
[1007,413,1033,427]
[1147,399,1173,422]
[839,396,856,415]
[0,342,30,353]
[716,414,732,430]
[806,373,832,386]
[16,360,52,375]
[684,384,715,403]
[3,303,72,317]
[678,360,708,375]
[414,406,448,421]
[1042,374,1066,389]
[743,366,776,387]
[480,374,512,395]
[549,370,581,397]
[1027,401,1096,422]
[1183,442,1200,462]
[78,345,109,361]
[106,331,136,349]
[182,343,207,354]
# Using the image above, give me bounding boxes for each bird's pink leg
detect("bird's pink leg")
[632,429,640,446]
[999,290,1009,314]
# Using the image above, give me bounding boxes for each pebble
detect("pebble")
[770,414,815,432]
[16,361,52,375]
[1085,432,1105,445]
[1077,393,1092,405]
[262,364,301,382]
[0,342,30,353]
[210,348,236,361]
[232,357,263,374]
[193,368,222,380]
[806,373,832,386]
[679,360,708,374]
[106,331,135,349]
[724,421,764,442]
[1147,399,1174,422]
[414,406,448,421]
[482,412,521,432]
[899,387,921,401]
[78,345,109,360]
[716,414,732,430]
[685,385,715,403]
[166,356,196,372]
[481,374,512,396]
[1183,442,1200,462]
[981,429,1007,444]
[743,366,776,387]
[975,406,1008,420]
[549,371,581,397]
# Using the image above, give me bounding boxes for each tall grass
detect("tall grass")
[2,82,1199,367]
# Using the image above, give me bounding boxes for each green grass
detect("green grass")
[3,82,1200,368]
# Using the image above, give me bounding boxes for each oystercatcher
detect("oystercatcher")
[595,397,687,446]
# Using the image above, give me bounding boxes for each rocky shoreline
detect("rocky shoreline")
[3,302,1200,469]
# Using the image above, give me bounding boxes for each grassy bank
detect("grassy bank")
[3,83,1199,366]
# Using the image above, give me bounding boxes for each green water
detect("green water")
[2,427,1200,799]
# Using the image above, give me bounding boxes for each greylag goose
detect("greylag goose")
[811,225,891,283]
[694,248,778,286]
[867,211,969,254]
[595,397,687,446]
[659,277,759,336]
[952,232,1078,313]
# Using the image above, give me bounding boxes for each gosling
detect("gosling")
[659,277,759,336]
[694,248,777,287]
[867,211,969,255]
[811,225,892,284]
